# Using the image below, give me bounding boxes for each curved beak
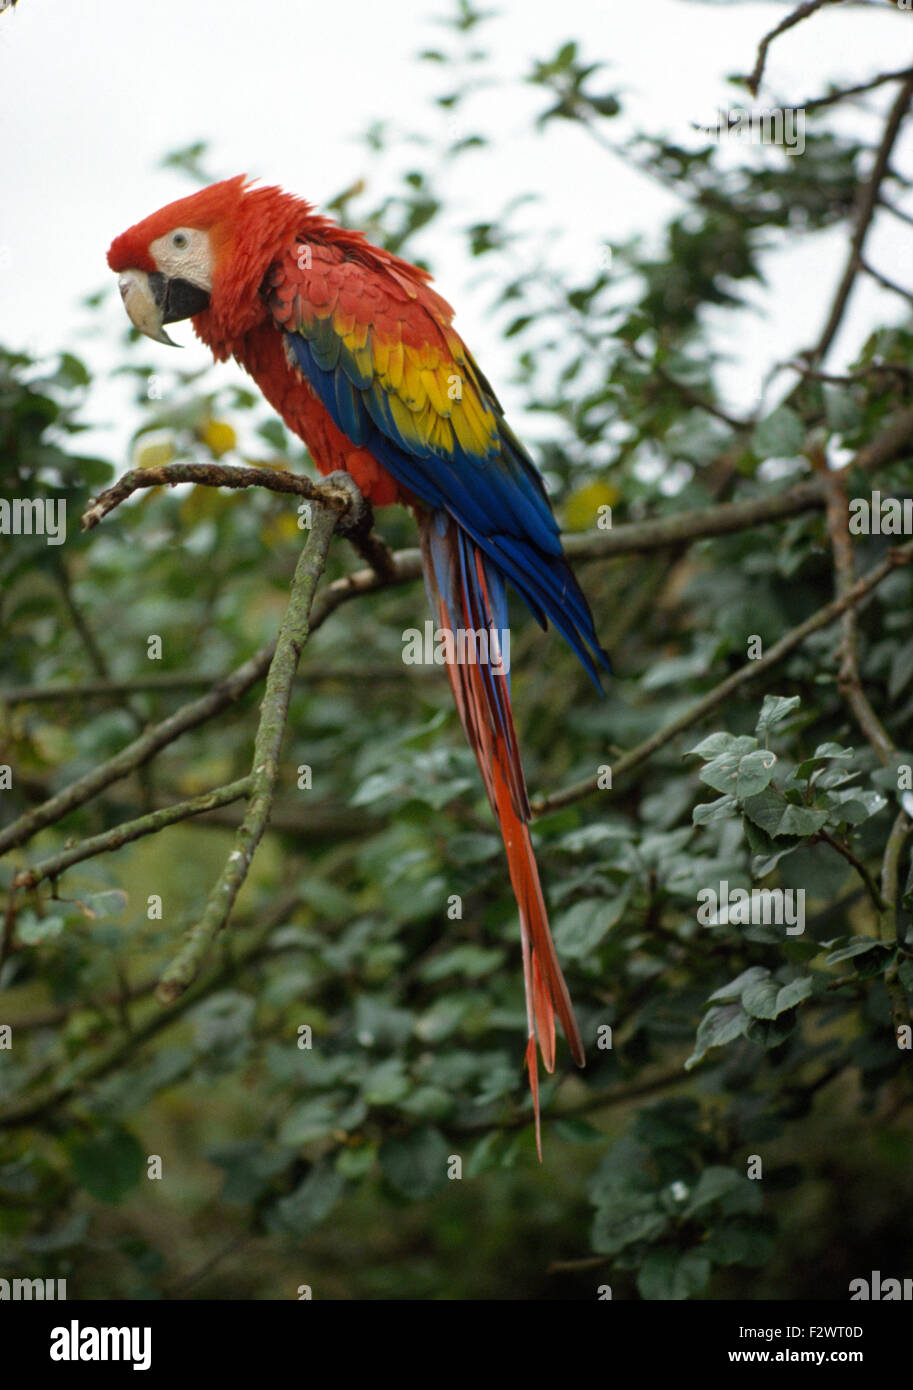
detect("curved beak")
[117,269,211,347]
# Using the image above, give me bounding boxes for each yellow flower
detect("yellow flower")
[562,481,620,532]
[200,418,237,458]
[134,440,175,469]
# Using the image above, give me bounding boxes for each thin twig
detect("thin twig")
[626,341,747,430]
[745,1,844,99]
[800,65,913,112]
[817,829,885,910]
[82,460,396,585]
[822,466,896,765]
[861,257,913,306]
[0,887,18,974]
[811,69,913,363]
[0,666,422,704]
[880,809,912,1041]
[11,778,253,891]
[83,462,351,530]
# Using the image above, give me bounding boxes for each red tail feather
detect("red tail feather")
[419,517,585,1159]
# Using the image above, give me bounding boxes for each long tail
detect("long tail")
[419,510,586,1157]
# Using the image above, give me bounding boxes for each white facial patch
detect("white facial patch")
[148,226,214,291]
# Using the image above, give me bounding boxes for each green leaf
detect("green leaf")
[208,1141,291,1205]
[419,945,505,981]
[709,967,770,1003]
[699,746,774,797]
[269,1162,345,1237]
[889,642,913,702]
[898,958,913,997]
[775,976,815,1012]
[553,1118,605,1144]
[693,794,739,825]
[380,1126,450,1199]
[552,890,630,959]
[825,788,887,826]
[361,1059,411,1106]
[591,1192,668,1255]
[66,1125,145,1204]
[742,975,781,1019]
[824,937,887,965]
[682,1166,749,1215]
[17,913,65,945]
[685,1003,748,1069]
[687,732,757,761]
[743,787,827,838]
[755,694,801,738]
[703,1219,775,1268]
[752,407,804,460]
[336,1142,378,1179]
[278,1098,343,1147]
[637,1247,712,1300]
[735,749,778,797]
[744,1011,798,1049]
[793,742,853,782]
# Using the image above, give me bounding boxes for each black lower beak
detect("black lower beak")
[148,272,211,324]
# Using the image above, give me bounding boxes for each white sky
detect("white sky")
[2,0,913,461]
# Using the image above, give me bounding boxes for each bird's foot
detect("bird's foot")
[320,470,370,534]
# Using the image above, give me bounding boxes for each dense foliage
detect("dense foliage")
[1,1,912,1300]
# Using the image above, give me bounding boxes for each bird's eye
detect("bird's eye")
[171,230,190,250]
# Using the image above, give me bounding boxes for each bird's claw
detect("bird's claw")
[321,471,370,534]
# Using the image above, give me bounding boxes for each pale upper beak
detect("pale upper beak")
[117,269,211,347]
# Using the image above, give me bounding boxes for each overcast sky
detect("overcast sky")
[2,0,912,461]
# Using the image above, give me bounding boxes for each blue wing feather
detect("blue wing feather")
[286,329,610,687]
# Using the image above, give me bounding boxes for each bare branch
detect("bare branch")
[745,1,843,99]
[880,810,912,1040]
[82,461,353,529]
[860,257,913,306]
[821,464,897,765]
[811,69,913,363]
[801,65,913,112]
[11,778,253,891]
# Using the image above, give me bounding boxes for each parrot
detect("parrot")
[108,175,610,1155]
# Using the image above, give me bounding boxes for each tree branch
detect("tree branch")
[0,641,277,858]
[11,778,253,892]
[532,538,913,815]
[3,412,910,859]
[822,464,896,765]
[155,503,340,1006]
[800,64,913,112]
[811,68,913,363]
[880,809,912,1040]
[745,1,843,98]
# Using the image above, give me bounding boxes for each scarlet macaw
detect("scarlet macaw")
[108,176,609,1154]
